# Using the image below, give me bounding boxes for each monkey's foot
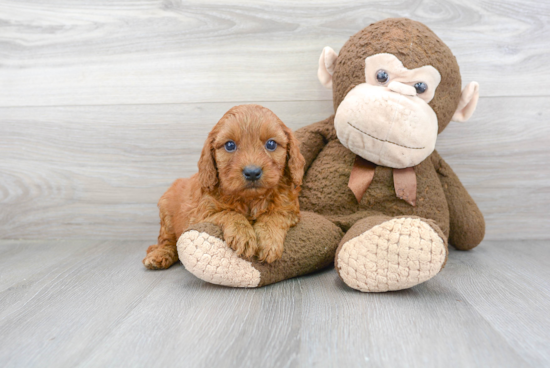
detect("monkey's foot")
[178,227,262,288]
[335,217,447,292]
[177,212,343,288]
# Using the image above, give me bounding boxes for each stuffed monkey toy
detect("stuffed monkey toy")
[177,18,484,292]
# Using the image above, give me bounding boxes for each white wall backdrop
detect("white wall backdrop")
[1,0,549,240]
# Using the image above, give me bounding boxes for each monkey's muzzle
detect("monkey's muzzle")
[334,83,438,168]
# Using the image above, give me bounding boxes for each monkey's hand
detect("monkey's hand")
[431,150,485,250]
[294,116,337,174]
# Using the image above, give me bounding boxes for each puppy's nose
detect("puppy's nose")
[243,166,263,181]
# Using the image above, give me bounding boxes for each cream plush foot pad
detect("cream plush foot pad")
[337,218,446,292]
[177,230,261,288]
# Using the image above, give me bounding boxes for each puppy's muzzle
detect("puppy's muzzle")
[242,166,263,181]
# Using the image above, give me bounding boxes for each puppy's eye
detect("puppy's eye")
[376,69,389,84]
[265,139,277,152]
[414,82,427,94]
[224,140,237,152]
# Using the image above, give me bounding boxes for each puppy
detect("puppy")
[143,104,305,269]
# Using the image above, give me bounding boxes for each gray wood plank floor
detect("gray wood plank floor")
[0,239,548,367]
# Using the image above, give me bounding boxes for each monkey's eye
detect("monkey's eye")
[224,140,237,152]
[265,139,277,151]
[414,82,428,94]
[376,70,389,84]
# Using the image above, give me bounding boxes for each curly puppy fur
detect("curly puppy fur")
[143,104,305,269]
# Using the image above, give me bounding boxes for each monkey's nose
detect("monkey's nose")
[243,166,263,181]
[388,81,416,96]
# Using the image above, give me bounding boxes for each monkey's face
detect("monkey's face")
[317,18,480,169]
[334,53,442,168]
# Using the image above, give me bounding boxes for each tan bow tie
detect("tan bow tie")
[348,156,417,206]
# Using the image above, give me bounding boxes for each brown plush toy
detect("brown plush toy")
[177,18,484,292]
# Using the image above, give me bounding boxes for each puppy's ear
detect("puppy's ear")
[283,125,305,186]
[197,134,218,191]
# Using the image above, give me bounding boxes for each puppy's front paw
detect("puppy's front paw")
[143,245,178,270]
[224,223,258,259]
[255,226,285,263]
[257,244,284,264]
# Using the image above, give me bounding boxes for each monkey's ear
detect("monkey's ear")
[197,135,218,191]
[452,82,480,122]
[317,46,338,89]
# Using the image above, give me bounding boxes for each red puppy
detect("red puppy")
[143,104,305,269]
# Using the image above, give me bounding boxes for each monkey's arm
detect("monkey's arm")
[430,150,485,250]
[294,116,336,173]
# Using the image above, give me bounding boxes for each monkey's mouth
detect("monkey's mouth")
[347,122,425,150]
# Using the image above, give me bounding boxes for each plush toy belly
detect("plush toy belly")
[299,139,450,236]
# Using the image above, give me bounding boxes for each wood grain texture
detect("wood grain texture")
[1,97,548,240]
[1,0,550,107]
[0,239,548,367]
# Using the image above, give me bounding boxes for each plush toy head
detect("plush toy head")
[318,18,479,168]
